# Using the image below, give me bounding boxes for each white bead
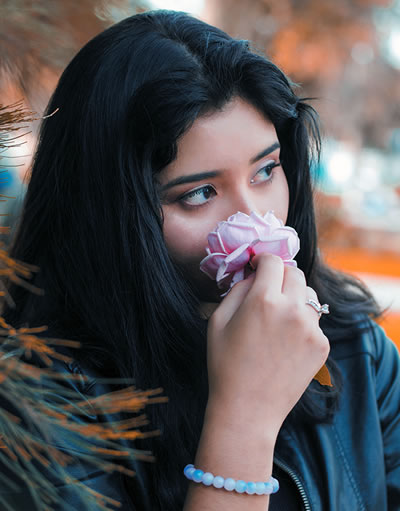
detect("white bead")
[213,475,224,488]
[255,482,265,495]
[202,472,214,486]
[224,478,236,491]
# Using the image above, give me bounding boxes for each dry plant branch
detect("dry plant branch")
[0,102,166,510]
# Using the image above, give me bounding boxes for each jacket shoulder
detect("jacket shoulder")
[330,316,398,363]
[331,316,400,505]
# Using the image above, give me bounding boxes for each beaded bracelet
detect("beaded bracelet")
[184,464,279,495]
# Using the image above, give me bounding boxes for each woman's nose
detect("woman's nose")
[229,191,261,217]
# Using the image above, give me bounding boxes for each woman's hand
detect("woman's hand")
[206,253,330,438]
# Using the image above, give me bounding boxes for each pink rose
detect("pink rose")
[199,211,300,294]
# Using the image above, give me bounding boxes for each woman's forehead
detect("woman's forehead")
[159,97,278,178]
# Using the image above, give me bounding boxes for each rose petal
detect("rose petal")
[275,237,296,260]
[217,222,259,252]
[219,268,245,296]
[273,227,300,255]
[199,252,227,279]
[251,238,292,259]
[251,231,299,260]
[202,211,300,290]
[223,244,252,273]
[248,211,272,230]
[220,270,256,297]
[231,268,245,286]
[216,244,251,282]
[207,231,227,254]
[263,210,284,229]
[274,225,298,237]
[246,212,273,238]
[227,212,253,224]
[216,264,229,284]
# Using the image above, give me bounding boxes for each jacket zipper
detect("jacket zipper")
[273,457,311,511]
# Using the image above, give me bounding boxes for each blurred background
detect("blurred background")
[0,0,399,345]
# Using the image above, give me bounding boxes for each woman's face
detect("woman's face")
[158,96,290,304]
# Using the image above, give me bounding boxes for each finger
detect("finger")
[306,286,318,302]
[304,288,326,323]
[281,265,307,298]
[249,253,284,299]
[214,274,256,326]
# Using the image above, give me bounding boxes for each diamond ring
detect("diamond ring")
[306,299,330,318]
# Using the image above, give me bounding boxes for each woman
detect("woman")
[2,9,399,510]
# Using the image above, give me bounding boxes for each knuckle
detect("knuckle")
[315,332,330,357]
[306,286,318,299]
[270,254,284,267]
[252,289,276,310]
[284,265,306,285]
[321,336,331,356]
[289,302,304,322]
[269,253,283,262]
[296,268,306,280]
[293,267,306,283]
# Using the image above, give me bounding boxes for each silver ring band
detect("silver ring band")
[306,299,330,317]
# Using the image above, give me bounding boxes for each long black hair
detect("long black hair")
[2,10,380,510]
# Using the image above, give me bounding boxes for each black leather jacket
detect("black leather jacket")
[1,319,399,510]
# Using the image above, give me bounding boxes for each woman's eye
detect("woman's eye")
[251,160,280,184]
[179,185,216,207]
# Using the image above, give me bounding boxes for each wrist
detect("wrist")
[204,396,281,447]
[184,463,279,495]
[195,400,278,483]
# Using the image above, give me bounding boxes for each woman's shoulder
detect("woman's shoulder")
[330,315,400,418]
[330,315,398,362]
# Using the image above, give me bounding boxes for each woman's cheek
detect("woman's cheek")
[166,236,208,267]
[163,211,208,265]
[163,220,221,301]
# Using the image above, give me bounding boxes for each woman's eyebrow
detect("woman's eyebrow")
[160,141,280,192]
[159,171,220,192]
[249,141,280,164]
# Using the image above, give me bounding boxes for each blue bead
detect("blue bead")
[192,469,204,483]
[272,477,280,493]
[255,482,265,495]
[202,472,214,486]
[264,481,273,494]
[224,478,236,491]
[184,464,194,478]
[213,475,224,488]
[235,480,246,493]
[185,467,196,480]
[245,481,256,494]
